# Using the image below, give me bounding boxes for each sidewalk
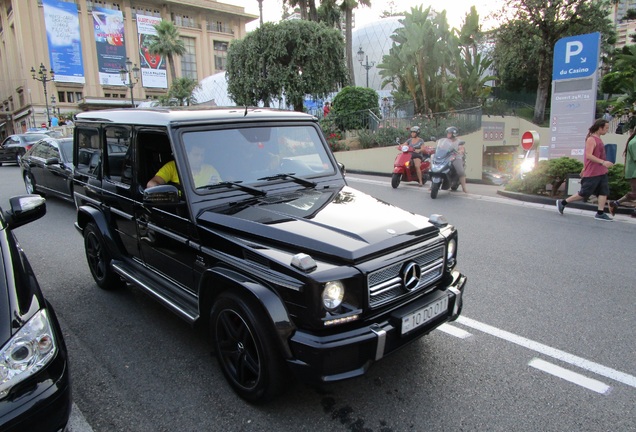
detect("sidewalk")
[347,170,635,216]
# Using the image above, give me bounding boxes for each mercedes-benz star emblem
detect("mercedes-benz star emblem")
[402,262,421,290]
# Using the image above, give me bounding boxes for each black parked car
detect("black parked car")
[72,108,466,402]
[20,138,74,202]
[0,195,72,431]
[0,134,49,166]
[482,165,512,186]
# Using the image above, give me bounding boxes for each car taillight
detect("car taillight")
[25,145,33,151]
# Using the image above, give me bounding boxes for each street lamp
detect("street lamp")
[50,95,61,119]
[356,46,375,88]
[31,63,55,127]
[119,58,140,107]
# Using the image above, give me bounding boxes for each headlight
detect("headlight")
[322,281,345,311]
[0,309,57,399]
[447,238,457,261]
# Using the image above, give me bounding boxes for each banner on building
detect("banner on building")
[92,7,127,86]
[136,14,168,88]
[43,0,85,84]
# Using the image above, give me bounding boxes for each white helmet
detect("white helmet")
[410,126,420,136]
[445,126,458,137]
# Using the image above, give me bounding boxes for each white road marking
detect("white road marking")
[437,323,472,339]
[68,402,94,432]
[456,316,636,389]
[528,358,611,394]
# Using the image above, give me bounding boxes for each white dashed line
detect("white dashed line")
[456,316,636,389]
[437,323,472,339]
[528,358,611,394]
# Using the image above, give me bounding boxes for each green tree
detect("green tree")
[168,77,200,106]
[331,86,380,130]
[607,45,636,111]
[492,0,615,124]
[377,6,492,114]
[226,20,348,111]
[317,0,341,27]
[146,20,186,83]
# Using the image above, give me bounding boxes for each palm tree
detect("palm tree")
[169,77,201,106]
[339,0,371,85]
[146,20,186,83]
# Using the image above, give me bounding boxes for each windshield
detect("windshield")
[433,138,456,158]
[181,125,335,190]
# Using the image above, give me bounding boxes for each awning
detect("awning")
[14,109,31,120]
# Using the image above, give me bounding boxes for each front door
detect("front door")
[134,130,197,292]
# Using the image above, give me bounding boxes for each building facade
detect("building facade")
[0,0,256,138]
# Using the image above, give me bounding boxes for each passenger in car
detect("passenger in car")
[147,143,220,188]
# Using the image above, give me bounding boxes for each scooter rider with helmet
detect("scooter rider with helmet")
[403,126,425,186]
[445,126,468,193]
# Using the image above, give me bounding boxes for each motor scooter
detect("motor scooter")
[429,138,465,199]
[391,137,435,188]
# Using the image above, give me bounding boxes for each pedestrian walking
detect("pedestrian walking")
[609,129,636,218]
[556,118,615,221]
[323,102,330,118]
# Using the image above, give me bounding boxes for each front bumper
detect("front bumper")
[287,270,467,383]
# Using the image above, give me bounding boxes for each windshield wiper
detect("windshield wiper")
[198,181,267,196]
[257,173,317,188]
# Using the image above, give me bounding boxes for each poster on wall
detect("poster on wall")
[92,7,126,86]
[136,14,168,88]
[42,0,85,83]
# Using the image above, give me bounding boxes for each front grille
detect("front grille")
[368,246,444,308]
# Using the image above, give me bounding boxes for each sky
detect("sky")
[223,0,506,32]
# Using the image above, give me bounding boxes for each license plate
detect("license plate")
[401,296,448,335]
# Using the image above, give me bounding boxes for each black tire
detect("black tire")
[210,292,286,403]
[83,223,124,290]
[24,172,37,195]
[391,173,401,189]
[431,182,440,199]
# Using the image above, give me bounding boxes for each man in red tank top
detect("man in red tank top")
[556,119,615,221]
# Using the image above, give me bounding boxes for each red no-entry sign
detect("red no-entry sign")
[521,130,539,151]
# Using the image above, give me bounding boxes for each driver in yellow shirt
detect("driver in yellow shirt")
[147,143,220,188]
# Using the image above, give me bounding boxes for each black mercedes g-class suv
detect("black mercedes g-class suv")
[72,107,466,402]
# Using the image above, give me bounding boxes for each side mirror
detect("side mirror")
[143,184,181,206]
[4,195,46,229]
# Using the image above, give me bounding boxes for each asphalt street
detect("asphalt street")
[1,167,635,432]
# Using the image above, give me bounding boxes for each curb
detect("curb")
[496,190,634,215]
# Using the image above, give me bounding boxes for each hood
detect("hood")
[197,186,438,262]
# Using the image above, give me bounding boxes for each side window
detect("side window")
[137,130,173,188]
[104,126,131,183]
[75,127,102,177]
[31,142,48,158]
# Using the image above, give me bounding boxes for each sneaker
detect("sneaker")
[556,200,565,215]
[609,201,619,216]
[595,213,613,222]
